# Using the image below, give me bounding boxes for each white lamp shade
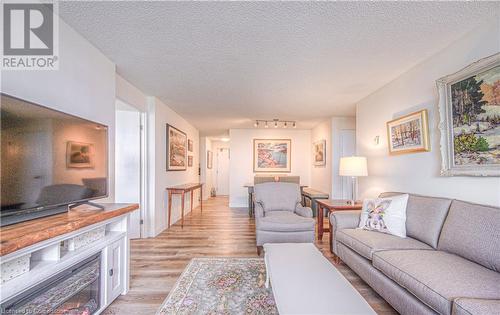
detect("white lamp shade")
[339,156,368,177]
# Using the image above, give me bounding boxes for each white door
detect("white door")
[115,103,142,239]
[216,148,230,195]
[339,130,356,200]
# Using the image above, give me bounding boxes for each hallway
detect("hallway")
[104,197,396,314]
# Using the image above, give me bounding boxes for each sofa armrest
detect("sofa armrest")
[329,210,361,254]
[295,205,313,218]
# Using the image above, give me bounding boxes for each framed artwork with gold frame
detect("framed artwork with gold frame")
[386,110,430,155]
[253,139,291,172]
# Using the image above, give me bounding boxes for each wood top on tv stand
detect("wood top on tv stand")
[0,203,139,257]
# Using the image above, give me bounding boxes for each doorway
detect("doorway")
[339,129,356,200]
[115,100,145,239]
[215,147,230,196]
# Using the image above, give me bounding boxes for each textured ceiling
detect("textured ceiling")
[59,1,500,136]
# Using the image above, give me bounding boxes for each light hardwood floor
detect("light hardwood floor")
[103,196,397,315]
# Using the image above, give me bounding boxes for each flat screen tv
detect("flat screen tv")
[1,94,109,226]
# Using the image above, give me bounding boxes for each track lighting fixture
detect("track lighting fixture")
[253,119,297,129]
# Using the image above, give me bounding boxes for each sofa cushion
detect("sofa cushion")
[438,200,500,272]
[336,229,432,260]
[257,211,315,232]
[452,298,500,315]
[379,192,452,248]
[373,250,500,315]
[254,182,301,212]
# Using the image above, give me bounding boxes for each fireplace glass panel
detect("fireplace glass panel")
[2,253,101,315]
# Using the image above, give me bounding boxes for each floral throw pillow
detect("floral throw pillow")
[358,194,409,238]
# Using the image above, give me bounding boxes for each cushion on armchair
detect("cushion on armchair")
[254,182,301,212]
[258,211,315,232]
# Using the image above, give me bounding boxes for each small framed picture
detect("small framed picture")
[188,155,193,167]
[387,109,430,155]
[313,140,326,166]
[188,139,193,152]
[207,151,213,169]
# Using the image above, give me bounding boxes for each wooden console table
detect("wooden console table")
[316,199,362,242]
[166,183,203,228]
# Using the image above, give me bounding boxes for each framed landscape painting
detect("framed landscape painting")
[166,124,187,171]
[314,140,326,166]
[253,139,291,173]
[437,53,500,176]
[387,110,430,155]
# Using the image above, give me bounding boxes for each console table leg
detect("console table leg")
[167,191,172,227]
[190,190,193,215]
[181,191,185,228]
[317,204,324,240]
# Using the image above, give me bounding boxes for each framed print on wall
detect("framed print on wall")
[253,139,291,173]
[314,140,326,166]
[437,53,500,176]
[188,139,193,152]
[188,155,193,167]
[207,151,213,169]
[386,109,430,155]
[166,124,187,171]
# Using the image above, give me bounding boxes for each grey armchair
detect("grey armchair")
[254,182,315,254]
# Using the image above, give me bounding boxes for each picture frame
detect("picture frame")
[386,110,430,155]
[437,53,500,176]
[166,124,187,171]
[313,140,326,166]
[207,151,213,169]
[188,155,193,167]
[66,141,94,168]
[253,139,291,173]
[188,139,193,152]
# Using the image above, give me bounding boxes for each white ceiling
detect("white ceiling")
[59,1,499,136]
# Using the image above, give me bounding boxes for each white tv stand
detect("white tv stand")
[0,203,139,314]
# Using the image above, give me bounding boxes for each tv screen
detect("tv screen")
[1,94,108,225]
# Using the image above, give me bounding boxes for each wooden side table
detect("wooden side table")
[166,183,203,228]
[316,199,362,242]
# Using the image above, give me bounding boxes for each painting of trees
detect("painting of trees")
[451,76,486,126]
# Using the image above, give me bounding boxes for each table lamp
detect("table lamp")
[339,156,368,204]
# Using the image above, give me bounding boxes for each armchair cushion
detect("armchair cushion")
[257,211,315,232]
[295,205,313,218]
[254,182,301,212]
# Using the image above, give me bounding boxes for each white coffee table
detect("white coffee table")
[264,243,376,315]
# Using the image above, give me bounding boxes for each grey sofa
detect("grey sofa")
[254,182,315,253]
[330,192,500,315]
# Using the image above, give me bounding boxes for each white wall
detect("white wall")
[148,97,200,236]
[115,74,147,112]
[356,19,500,207]
[1,17,116,202]
[311,120,332,195]
[229,128,311,207]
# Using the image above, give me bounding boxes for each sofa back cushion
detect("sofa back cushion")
[438,200,500,272]
[254,182,300,212]
[379,192,451,248]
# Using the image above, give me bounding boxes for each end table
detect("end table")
[316,199,362,244]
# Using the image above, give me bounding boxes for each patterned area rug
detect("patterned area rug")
[157,258,278,315]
